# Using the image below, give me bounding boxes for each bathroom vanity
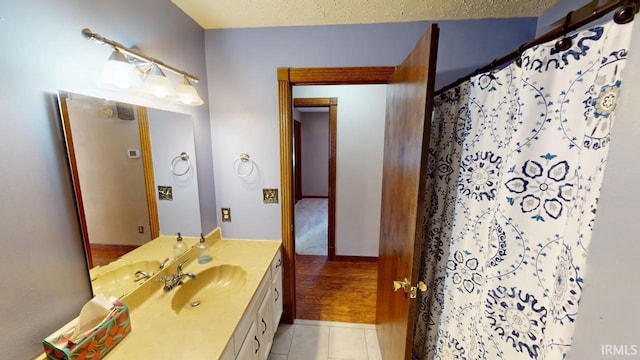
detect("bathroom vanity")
[42,229,282,359]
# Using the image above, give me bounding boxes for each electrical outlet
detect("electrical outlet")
[138,225,144,234]
[263,188,279,203]
[221,208,232,222]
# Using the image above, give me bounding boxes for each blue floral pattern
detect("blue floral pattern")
[447,250,483,294]
[413,20,634,360]
[485,286,547,358]
[505,154,575,221]
[458,151,503,201]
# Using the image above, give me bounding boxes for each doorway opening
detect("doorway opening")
[279,24,439,360]
[293,97,336,259]
[278,67,395,324]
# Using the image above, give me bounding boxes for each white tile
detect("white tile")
[271,324,295,354]
[365,329,382,360]
[268,354,288,360]
[287,324,330,360]
[329,327,368,360]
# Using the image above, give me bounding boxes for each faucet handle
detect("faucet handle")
[177,258,189,273]
[159,258,170,269]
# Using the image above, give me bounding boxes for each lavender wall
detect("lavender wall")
[300,112,330,197]
[0,1,213,357]
[205,18,538,240]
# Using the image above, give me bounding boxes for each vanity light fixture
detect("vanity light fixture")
[175,76,204,105]
[98,49,143,89]
[82,28,204,106]
[144,64,176,99]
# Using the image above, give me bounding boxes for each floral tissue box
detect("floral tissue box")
[43,300,131,360]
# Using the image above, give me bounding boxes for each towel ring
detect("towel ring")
[171,152,191,176]
[233,153,255,178]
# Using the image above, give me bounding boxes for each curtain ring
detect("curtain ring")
[233,153,256,178]
[614,0,639,24]
[555,11,574,52]
[171,152,191,176]
[515,44,526,68]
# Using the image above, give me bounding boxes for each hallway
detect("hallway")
[295,198,328,256]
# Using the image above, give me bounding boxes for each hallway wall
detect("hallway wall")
[294,85,387,257]
[300,112,329,197]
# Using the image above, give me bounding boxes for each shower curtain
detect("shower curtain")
[413,19,635,359]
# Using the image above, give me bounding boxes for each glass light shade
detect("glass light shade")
[175,77,204,105]
[144,65,175,98]
[98,49,142,89]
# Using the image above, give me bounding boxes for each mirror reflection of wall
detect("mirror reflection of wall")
[59,92,202,269]
[147,108,201,236]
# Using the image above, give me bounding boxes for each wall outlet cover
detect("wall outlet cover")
[263,188,279,204]
[221,208,231,222]
[158,186,173,201]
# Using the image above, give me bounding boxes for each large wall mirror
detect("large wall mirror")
[58,91,202,270]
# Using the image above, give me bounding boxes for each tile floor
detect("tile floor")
[268,320,381,360]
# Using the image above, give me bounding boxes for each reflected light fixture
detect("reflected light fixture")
[175,76,204,105]
[82,28,204,106]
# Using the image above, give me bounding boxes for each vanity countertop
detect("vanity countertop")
[38,229,282,360]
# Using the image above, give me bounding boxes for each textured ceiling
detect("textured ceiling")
[172,0,562,29]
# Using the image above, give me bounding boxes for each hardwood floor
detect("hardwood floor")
[295,255,378,324]
[90,244,138,267]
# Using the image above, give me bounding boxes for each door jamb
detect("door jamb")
[277,67,395,323]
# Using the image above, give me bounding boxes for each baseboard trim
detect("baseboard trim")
[334,255,378,263]
[90,243,138,252]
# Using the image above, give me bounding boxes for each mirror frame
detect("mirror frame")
[58,92,160,268]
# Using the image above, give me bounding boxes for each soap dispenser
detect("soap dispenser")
[197,233,212,264]
[173,232,187,259]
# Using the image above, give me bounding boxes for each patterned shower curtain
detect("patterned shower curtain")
[413,19,635,359]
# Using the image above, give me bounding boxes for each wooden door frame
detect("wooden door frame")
[293,97,337,260]
[137,107,161,241]
[278,67,395,323]
[293,120,303,203]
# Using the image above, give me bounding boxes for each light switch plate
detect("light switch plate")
[263,188,279,204]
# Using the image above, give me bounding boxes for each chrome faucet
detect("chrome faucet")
[158,258,196,292]
[134,270,153,282]
[159,257,170,270]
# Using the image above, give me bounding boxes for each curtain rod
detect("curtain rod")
[435,0,639,95]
